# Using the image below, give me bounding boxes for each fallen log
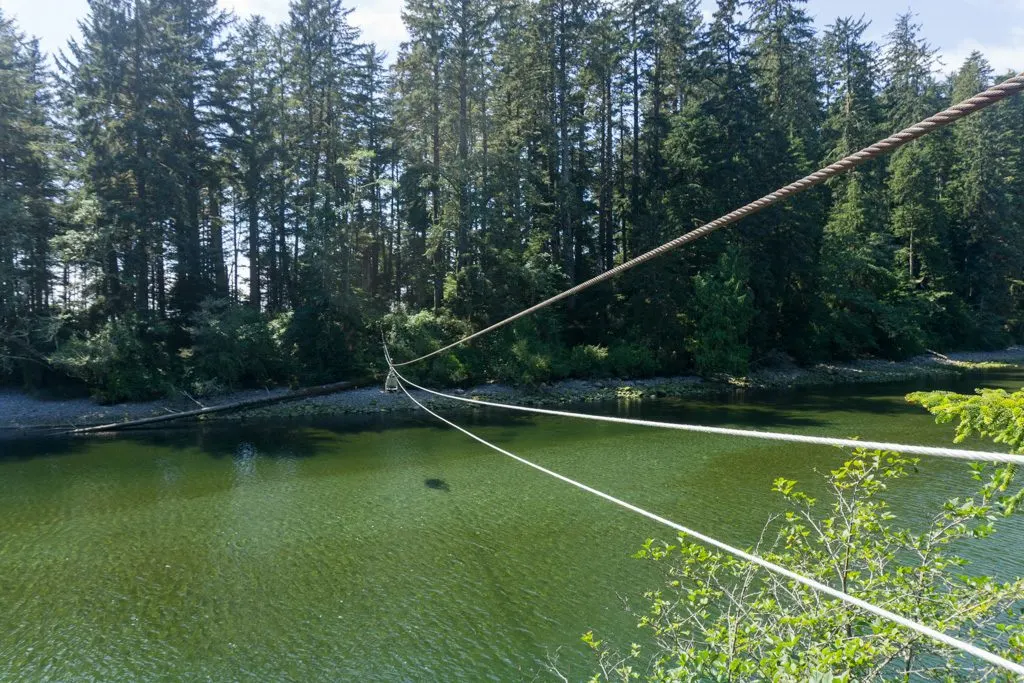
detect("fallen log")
[66,380,354,435]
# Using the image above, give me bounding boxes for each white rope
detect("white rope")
[388,367,1024,466]
[393,375,1024,677]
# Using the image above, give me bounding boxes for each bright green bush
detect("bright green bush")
[185,299,283,392]
[485,317,578,386]
[49,315,174,402]
[607,343,658,378]
[687,248,755,376]
[281,297,369,383]
[583,388,1024,681]
[493,337,557,386]
[568,345,610,378]
[383,308,477,385]
[908,387,1024,476]
[383,311,662,387]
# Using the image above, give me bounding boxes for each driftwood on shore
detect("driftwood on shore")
[67,380,354,435]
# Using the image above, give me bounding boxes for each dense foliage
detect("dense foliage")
[1,1,1023,399]
[582,387,1024,681]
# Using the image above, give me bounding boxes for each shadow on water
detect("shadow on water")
[2,367,1019,465]
[751,368,1024,409]
[0,405,543,465]
[671,368,1024,421]
[609,399,831,428]
[0,421,338,463]
[0,433,88,462]
[0,396,851,465]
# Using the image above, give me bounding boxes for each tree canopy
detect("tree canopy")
[1,2,1022,398]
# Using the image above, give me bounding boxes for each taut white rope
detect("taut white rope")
[393,375,1024,677]
[389,366,1024,466]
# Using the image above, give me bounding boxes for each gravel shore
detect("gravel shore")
[2,347,1022,431]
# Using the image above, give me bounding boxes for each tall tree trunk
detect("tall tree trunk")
[557,0,573,281]
[209,178,229,298]
[248,172,261,308]
[600,69,613,270]
[156,234,166,317]
[630,1,641,255]
[392,146,401,302]
[456,8,471,280]
[431,56,443,310]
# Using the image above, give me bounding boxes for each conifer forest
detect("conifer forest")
[1,0,1023,400]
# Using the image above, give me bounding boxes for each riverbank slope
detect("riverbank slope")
[2,347,1022,431]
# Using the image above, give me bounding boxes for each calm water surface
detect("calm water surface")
[2,370,1023,681]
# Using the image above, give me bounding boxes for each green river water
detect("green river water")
[2,370,1023,681]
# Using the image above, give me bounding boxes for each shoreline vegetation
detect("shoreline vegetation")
[3,5,1024,423]
[2,347,1021,432]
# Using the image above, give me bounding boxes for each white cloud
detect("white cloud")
[940,26,1024,74]
[216,0,407,60]
[217,0,288,25]
[349,0,407,59]
[5,0,87,57]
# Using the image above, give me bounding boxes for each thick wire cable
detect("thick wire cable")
[388,365,1024,466]
[393,72,1024,368]
[393,374,1024,677]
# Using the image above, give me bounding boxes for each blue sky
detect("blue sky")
[4,0,1023,74]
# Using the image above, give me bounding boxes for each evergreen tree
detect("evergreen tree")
[480,0,564,322]
[818,175,905,355]
[996,70,1024,338]
[821,17,880,162]
[746,0,822,359]
[285,0,361,305]
[817,17,905,356]
[662,0,759,357]
[160,0,230,314]
[349,44,396,304]
[688,247,754,375]
[943,54,1017,340]
[222,16,279,310]
[4,0,1024,393]
[0,12,57,329]
[60,0,151,315]
[395,0,447,310]
[881,14,954,344]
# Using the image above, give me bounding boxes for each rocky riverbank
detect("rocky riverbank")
[3,347,1020,432]
[231,347,1024,422]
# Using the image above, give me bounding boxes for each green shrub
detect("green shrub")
[493,337,557,386]
[481,317,575,386]
[568,345,610,378]
[185,299,283,392]
[50,315,174,402]
[281,297,369,383]
[607,343,658,378]
[583,388,1024,681]
[687,248,755,376]
[383,308,478,385]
